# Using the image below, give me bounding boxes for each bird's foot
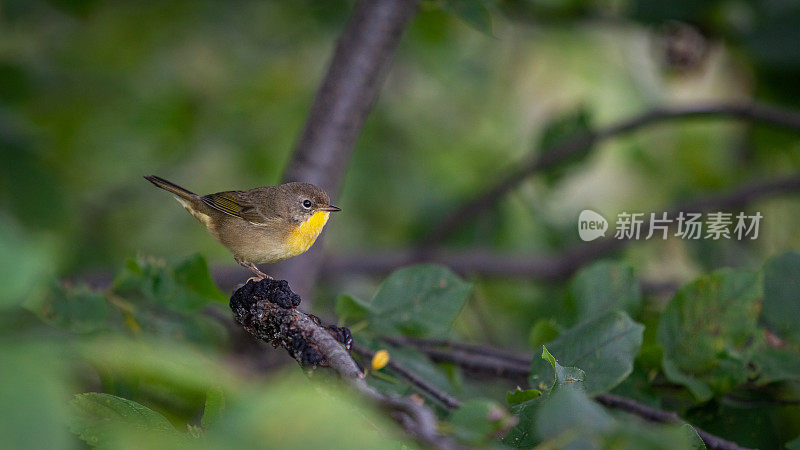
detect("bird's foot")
[237,260,273,283]
[246,273,274,283]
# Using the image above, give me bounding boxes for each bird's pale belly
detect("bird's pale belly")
[217,211,330,264]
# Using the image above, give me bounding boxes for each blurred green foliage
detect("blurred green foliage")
[2,0,800,284]
[3,243,800,447]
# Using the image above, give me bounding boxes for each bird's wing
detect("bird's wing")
[201,191,272,225]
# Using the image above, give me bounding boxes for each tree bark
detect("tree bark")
[270,0,420,301]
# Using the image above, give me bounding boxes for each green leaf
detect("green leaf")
[751,347,800,385]
[657,269,761,398]
[78,336,240,398]
[661,357,712,402]
[0,342,71,449]
[34,283,109,334]
[534,346,614,443]
[687,399,795,449]
[530,312,644,395]
[202,386,225,429]
[507,347,701,448]
[507,388,541,405]
[71,262,229,347]
[541,346,557,370]
[502,396,542,447]
[335,294,372,325]
[541,345,587,387]
[0,215,52,310]
[443,0,493,36]
[173,254,226,303]
[506,347,608,446]
[680,424,707,450]
[205,373,404,448]
[528,318,559,349]
[538,107,594,185]
[449,399,513,446]
[599,423,703,449]
[368,264,472,338]
[113,255,220,311]
[570,261,642,322]
[534,382,614,444]
[762,251,800,344]
[381,345,457,401]
[68,393,177,446]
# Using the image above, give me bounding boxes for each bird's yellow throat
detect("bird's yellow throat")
[286,211,330,256]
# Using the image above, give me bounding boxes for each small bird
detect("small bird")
[144,175,340,280]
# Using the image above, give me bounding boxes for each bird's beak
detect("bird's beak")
[320,204,341,212]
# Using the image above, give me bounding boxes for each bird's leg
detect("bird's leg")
[236,259,273,282]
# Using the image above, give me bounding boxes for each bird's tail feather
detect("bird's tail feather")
[144,175,197,200]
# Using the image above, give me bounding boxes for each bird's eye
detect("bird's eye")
[302,199,312,209]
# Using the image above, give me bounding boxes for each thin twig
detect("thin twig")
[423,103,800,246]
[352,343,462,409]
[384,336,531,365]
[594,394,751,450]
[270,0,420,300]
[321,173,800,280]
[396,338,751,450]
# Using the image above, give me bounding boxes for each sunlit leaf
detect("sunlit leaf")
[506,388,541,405]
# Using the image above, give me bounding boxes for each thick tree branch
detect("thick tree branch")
[395,338,750,450]
[321,173,800,280]
[270,0,419,300]
[229,278,455,449]
[423,103,800,246]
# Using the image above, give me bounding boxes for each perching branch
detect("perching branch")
[229,278,456,449]
[321,172,800,280]
[270,0,420,300]
[423,103,800,247]
[395,338,750,450]
[224,277,747,449]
